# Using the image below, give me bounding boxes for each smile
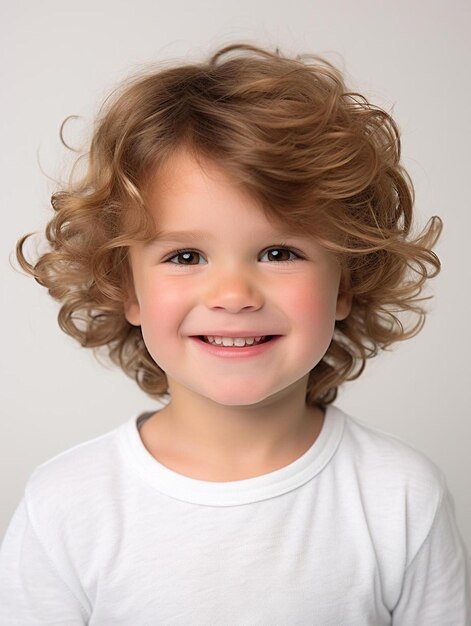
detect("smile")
[201,335,271,347]
[190,335,281,358]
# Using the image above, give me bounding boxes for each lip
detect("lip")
[191,332,278,338]
[189,335,282,358]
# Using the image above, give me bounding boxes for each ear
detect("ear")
[124,297,141,327]
[335,268,353,321]
[123,271,142,327]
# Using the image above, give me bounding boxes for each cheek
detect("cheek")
[137,284,185,346]
[284,277,339,329]
[282,277,340,366]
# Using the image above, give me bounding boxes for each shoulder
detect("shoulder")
[23,420,127,530]
[331,406,447,561]
[330,407,469,609]
[335,406,446,497]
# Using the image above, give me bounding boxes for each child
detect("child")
[1,41,469,624]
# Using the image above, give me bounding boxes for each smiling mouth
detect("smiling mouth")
[197,335,275,346]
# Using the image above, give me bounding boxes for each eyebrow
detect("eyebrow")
[149,230,219,244]
[147,228,308,246]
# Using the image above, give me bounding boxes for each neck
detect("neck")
[140,383,325,478]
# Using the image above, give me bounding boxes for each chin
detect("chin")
[209,394,270,407]
[211,386,295,409]
[190,384,275,408]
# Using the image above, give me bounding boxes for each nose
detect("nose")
[202,269,265,313]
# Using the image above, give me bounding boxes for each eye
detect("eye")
[163,247,302,266]
[260,247,301,263]
[164,249,204,265]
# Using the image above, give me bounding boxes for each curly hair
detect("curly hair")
[15,41,442,408]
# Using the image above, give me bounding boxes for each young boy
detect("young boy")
[1,42,469,624]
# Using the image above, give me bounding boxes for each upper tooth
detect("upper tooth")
[206,336,264,346]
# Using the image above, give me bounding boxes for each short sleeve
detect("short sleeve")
[392,485,471,625]
[0,497,89,626]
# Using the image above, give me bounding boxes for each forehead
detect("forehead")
[143,150,308,239]
[146,149,254,215]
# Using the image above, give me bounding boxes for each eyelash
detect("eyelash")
[162,246,303,266]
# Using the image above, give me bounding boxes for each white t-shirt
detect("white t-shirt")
[0,404,469,625]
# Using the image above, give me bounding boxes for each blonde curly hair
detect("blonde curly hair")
[15,41,442,408]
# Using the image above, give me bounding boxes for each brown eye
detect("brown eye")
[262,247,299,263]
[164,246,302,266]
[165,250,203,265]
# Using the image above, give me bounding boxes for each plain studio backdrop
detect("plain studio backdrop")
[1,0,470,565]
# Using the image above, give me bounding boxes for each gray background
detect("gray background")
[1,0,470,562]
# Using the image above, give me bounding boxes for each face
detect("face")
[124,150,352,409]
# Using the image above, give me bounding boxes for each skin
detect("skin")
[124,149,352,481]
